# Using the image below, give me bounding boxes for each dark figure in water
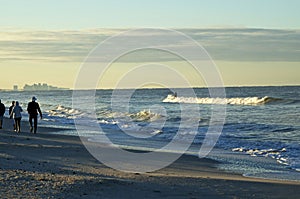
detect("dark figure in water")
[27,96,42,134]
[0,99,5,129]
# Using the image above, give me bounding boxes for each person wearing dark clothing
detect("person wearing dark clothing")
[10,101,23,133]
[8,101,15,117]
[0,99,5,129]
[27,96,42,134]
[9,101,16,130]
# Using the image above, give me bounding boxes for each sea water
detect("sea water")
[1,86,299,181]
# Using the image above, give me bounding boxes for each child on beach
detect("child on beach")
[10,101,23,133]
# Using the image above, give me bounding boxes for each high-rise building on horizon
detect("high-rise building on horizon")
[13,85,18,91]
[23,83,67,91]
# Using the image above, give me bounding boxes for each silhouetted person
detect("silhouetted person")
[9,101,16,131]
[27,96,42,134]
[10,101,23,133]
[0,99,5,129]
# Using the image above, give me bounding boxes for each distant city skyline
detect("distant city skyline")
[2,83,67,91]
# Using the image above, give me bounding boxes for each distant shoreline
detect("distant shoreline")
[2,84,299,92]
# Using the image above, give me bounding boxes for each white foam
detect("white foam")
[98,119,118,125]
[232,147,290,166]
[129,109,164,122]
[46,105,85,119]
[163,95,275,105]
[150,130,163,135]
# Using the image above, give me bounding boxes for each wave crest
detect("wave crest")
[163,95,282,105]
[46,105,84,119]
[129,110,163,122]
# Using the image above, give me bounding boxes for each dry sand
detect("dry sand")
[0,118,300,199]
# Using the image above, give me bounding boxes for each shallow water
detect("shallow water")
[1,86,299,180]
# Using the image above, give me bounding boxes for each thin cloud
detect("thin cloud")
[0,28,299,62]
[182,28,300,61]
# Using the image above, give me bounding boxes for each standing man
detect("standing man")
[0,99,5,129]
[27,96,42,134]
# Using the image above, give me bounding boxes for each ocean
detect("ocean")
[1,86,299,181]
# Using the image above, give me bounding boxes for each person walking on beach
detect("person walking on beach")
[27,96,42,134]
[10,101,23,133]
[0,99,5,129]
[9,101,16,131]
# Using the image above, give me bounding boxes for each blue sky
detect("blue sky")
[0,0,300,89]
[1,0,300,29]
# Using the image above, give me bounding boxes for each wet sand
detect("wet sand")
[0,118,300,199]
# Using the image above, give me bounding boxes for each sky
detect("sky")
[0,0,300,89]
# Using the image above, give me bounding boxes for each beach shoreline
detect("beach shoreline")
[0,118,299,198]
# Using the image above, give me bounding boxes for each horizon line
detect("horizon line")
[1,84,300,91]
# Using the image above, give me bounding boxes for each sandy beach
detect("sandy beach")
[0,118,299,199]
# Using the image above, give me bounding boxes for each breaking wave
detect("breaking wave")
[232,147,289,166]
[163,95,284,105]
[46,105,85,119]
[129,110,164,122]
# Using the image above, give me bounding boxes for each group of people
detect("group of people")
[0,96,42,134]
